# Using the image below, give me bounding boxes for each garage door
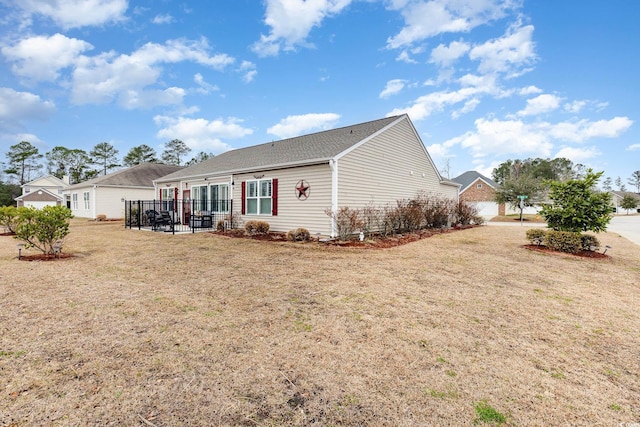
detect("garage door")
[24,201,57,209]
[475,202,499,217]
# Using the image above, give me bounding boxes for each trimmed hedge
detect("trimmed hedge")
[544,230,582,254]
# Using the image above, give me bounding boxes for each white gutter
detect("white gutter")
[329,159,338,238]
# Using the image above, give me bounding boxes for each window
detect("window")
[209,184,229,212]
[477,183,483,189]
[244,179,276,215]
[83,191,90,210]
[192,185,208,212]
[72,193,78,210]
[161,188,175,211]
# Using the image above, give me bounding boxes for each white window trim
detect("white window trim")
[246,178,272,216]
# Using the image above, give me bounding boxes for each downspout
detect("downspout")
[329,159,338,238]
[92,185,98,219]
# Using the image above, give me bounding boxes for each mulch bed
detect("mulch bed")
[212,225,477,249]
[18,253,74,262]
[522,244,610,259]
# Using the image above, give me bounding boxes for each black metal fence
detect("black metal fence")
[124,199,234,234]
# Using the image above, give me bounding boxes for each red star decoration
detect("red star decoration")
[296,181,310,199]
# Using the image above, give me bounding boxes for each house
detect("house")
[153,114,460,237]
[15,175,70,209]
[452,171,504,218]
[611,191,640,214]
[64,163,183,219]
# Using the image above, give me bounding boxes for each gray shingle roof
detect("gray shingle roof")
[157,115,403,182]
[67,162,183,189]
[451,171,498,192]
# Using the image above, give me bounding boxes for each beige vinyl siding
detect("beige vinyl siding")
[338,117,456,208]
[234,163,333,235]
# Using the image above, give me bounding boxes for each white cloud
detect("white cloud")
[451,98,480,119]
[193,73,219,94]
[70,38,235,107]
[1,33,93,82]
[154,115,253,153]
[469,23,536,76]
[554,146,600,163]
[627,144,640,151]
[386,0,516,49]
[563,100,587,113]
[518,85,542,96]
[0,88,56,121]
[380,79,408,99]
[443,116,633,162]
[396,50,418,64]
[152,14,174,24]
[15,0,128,29]
[429,40,470,67]
[252,0,352,57]
[238,61,257,83]
[267,113,341,139]
[517,94,562,116]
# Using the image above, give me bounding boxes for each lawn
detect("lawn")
[1,220,639,426]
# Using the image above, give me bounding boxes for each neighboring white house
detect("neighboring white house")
[15,175,70,209]
[154,114,460,237]
[64,163,183,219]
[611,191,640,214]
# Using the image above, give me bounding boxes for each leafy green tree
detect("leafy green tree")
[161,139,191,166]
[602,176,613,192]
[628,170,640,193]
[4,141,43,185]
[0,182,20,207]
[494,174,543,221]
[66,149,93,184]
[46,146,71,179]
[620,194,638,214]
[0,206,21,232]
[13,205,73,255]
[184,151,214,166]
[123,144,158,166]
[90,142,120,175]
[539,170,612,233]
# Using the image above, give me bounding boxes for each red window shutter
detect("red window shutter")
[272,178,278,216]
[241,181,246,215]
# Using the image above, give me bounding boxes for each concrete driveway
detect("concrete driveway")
[486,215,640,246]
[608,215,640,246]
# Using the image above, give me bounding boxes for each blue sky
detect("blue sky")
[1,0,638,185]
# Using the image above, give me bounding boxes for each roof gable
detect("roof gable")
[23,175,69,188]
[452,171,498,193]
[67,163,183,189]
[16,187,63,201]
[156,115,403,182]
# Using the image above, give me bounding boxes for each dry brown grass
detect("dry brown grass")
[1,219,639,426]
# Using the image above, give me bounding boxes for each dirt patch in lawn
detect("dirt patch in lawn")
[1,219,639,426]
[18,253,74,261]
[522,244,610,259]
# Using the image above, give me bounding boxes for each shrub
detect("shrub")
[216,220,226,231]
[96,214,107,221]
[287,228,311,242]
[544,230,582,254]
[580,234,600,251]
[456,200,482,225]
[244,220,269,234]
[0,206,22,233]
[325,207,362,241]
[526,228,547,245]
[13,205,74,255]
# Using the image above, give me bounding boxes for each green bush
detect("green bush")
[580,234,600,251]
[0,206,22,233]
[544,230,582,254]
[525,228,547,245]
[13,205,73,255]
[287,228,311,242]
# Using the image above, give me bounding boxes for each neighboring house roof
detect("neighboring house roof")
[21,174,69,189]
[611,191,640,201]
[451,171,498,193]
[15,187,63,201]
[66,163,183,190]
[157,115,446,183]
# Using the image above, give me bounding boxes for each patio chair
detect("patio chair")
[145,209,170,231]
[159,211,175,231]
